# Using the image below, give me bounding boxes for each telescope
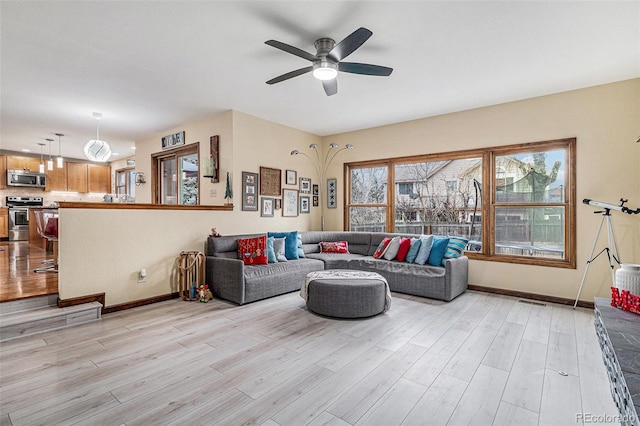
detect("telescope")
[583,198,640,215]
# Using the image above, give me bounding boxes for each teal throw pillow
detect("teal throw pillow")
[267,231,299,260]
[427,237,450,266]
[442,236,469,266]
[404,238,422,263]
[266,237,277,263]
[414,235,434,265]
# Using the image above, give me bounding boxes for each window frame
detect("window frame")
[344,138,576,268]
[151,143,200,205]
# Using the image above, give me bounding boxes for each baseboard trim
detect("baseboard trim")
[467,284,595,309]
[102,292,180,314]
[58,293,106,314]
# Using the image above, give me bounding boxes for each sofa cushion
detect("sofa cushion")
[405,238,422,263]
[273,237,288,262]
[297,234,305,258]
[302,231,371,256]
[428,236,450,266]
[268,231,299,260]
[442,236,469,265]
[237,235,268,265]
[383,237,402,260]
[266,237,277,263]
[395,237,412,262]
[414,235,434,265]
[373,237,392,259]
[320,241,349,254]
[305,252,365,269]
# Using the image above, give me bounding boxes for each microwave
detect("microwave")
[7,169,46,188]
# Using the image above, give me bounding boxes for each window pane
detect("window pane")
[495,150,565,203]
[349,207,386,232]
[394,159,482,242]
[350,167,387,204]
[161,158,176,204]
[495,206,565,258]
[128,170,136,199]
[179,153,198,205]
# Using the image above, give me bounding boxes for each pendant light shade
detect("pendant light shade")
[38,142,45,173]
[46,139,54,171]
[84,112,112,162]
[55,133,64,168]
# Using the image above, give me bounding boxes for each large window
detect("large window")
[152,144,199,205]
[345,138,575,268]
[115,167,136,201]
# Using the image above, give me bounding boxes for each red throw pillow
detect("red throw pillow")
[395,237,412,262]
[372,237,392,259]
[319,241,349,254]
[237,235,268,265]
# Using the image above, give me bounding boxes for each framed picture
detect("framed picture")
[313,196,318,207]
[299,177,311,193]
[274,198,281,210]
[300,196,310,214]
[260,166,281,196]
[242,171,259,211]
[312,184,319,196]
[285,169,297,185]
[327,178,337,208]
[261,197,274,217]
[282,189,299,217]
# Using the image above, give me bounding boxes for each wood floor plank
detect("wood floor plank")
[447,364,509,425]
[401,373,468,426]
[493,401,539,426]
[306,411,350,426]
[501,339,547,413]
[538,368,583,425]
[353,378,426,426]
[522,303,552,345]
[546,330,579,377]
[481,321,525,371]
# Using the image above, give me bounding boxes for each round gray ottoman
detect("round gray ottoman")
[304,270,389,318]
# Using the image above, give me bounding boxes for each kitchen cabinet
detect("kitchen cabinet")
[46,163,68,191]
[0,155,6,189]
[67,163,88,193]
[7,156,41,172]
[0,209,8,239]
[88,164,111,193]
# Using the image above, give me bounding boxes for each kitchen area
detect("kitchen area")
[1,153,114,302]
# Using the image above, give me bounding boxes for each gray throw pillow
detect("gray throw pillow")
[273,237,288,262]
[414,235,434,265]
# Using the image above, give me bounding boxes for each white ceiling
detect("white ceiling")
[1,1,639,161]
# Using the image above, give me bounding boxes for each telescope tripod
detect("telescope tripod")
[573,208,621,309]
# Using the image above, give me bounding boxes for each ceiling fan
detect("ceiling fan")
[265,27,393,96]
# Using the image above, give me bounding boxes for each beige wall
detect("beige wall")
[323,78,640,303]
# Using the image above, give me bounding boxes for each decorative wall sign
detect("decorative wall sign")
[300,196,310,214]
[299,177,311,193]
[161,131,185,150]
[261,197,274,217]
[327,178,337,208]
[286,170,297,185]
[260,166,281,196]
[282,189,299,217]
[242,171,258,211]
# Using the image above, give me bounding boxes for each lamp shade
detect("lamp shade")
[84,139,112,162]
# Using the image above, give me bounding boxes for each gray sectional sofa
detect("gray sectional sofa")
[205,231,468,305]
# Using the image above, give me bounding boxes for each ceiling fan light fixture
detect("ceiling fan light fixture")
[312,61,338,81]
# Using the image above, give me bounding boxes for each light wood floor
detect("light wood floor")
[0,241,58,303]
[0,290,619,425]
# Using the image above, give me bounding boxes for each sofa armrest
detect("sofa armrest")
[444,256,469,301]
[206,256,246,304]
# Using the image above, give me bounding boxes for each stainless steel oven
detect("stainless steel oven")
[6,196,44,241]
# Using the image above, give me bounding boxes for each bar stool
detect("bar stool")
[34,209,59,273]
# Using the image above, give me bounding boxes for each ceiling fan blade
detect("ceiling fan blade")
[339,62,393,76]
[322,79,337,96]
[265,40,317,62]
[328,27,372,62]
[266,66,313,85]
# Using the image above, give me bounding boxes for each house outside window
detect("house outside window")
[345,138,576,268]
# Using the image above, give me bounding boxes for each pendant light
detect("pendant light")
[55,133,64,168]
[38,142,45,173]
[46,138,54,171]
[84,112,112,162]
